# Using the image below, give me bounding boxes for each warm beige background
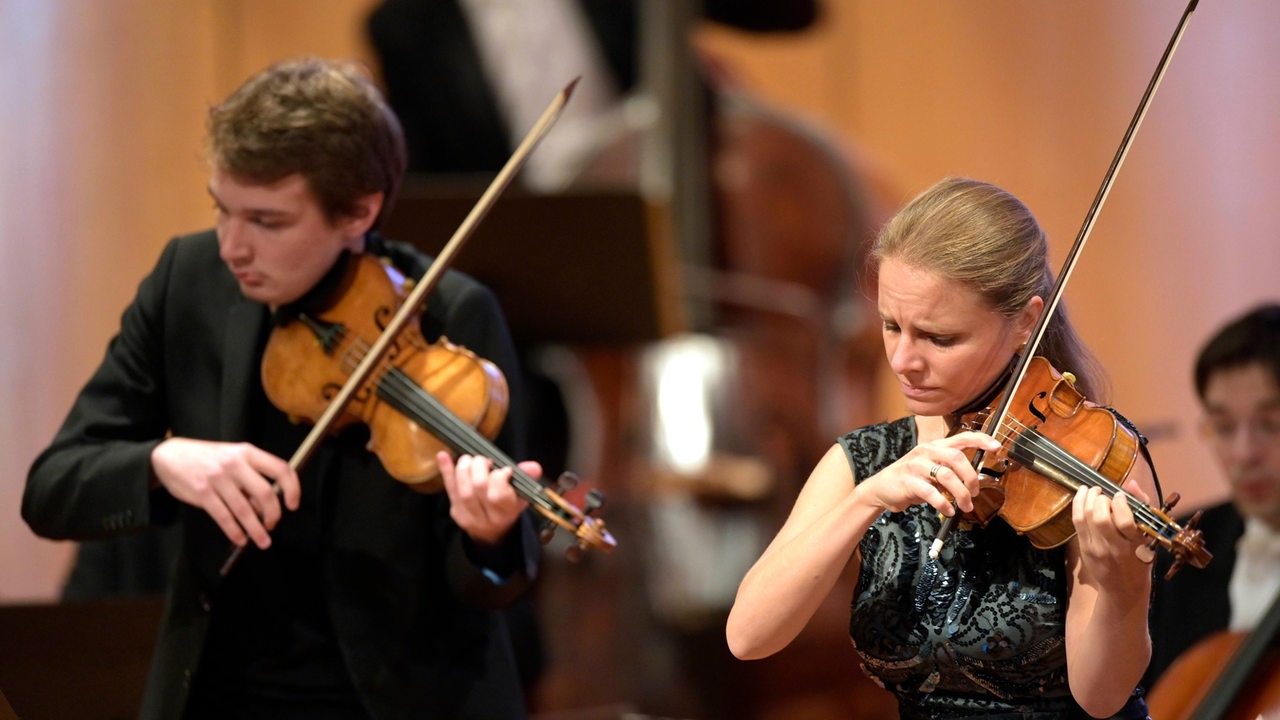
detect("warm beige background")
[2,0,1272,619]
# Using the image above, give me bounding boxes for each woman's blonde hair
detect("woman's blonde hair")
[871,177,1105,401]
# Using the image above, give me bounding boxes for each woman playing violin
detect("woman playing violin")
[23,57,542,720]
[727,178,1156,719]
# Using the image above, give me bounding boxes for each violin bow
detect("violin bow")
[221,78,581,577]
[931,0,1201,559]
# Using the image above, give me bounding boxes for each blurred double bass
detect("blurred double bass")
[575,0,888,505]
[552,3,895,717]
[369,1,892,714]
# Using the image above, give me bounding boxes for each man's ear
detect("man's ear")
[342,192,385,248]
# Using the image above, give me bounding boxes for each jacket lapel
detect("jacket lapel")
[219,298,267,440]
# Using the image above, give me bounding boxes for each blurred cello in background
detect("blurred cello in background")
[1146,591,1280,720]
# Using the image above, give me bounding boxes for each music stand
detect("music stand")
[0,596,163,720]
[381,181,687,346]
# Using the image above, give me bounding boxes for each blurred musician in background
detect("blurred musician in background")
[1145,303,1280,689]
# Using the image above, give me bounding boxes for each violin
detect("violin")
[947,355,1211,574]
[220,77,614,577]
[261,251,615,555]
[928,0,1211,576]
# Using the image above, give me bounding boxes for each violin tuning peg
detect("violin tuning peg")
[538,525,556,546]
[555,471,580,494]
[1185,507,1203,531]
[584,488,606,515]
[564,543,584,564]
[536,514,560,546]
[1160,491,1182,514]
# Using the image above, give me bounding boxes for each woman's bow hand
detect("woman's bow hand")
[860,430,1002,516]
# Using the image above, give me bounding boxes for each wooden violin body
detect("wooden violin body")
[261,252,616,555]
[955,356,1139,548]
[954,356,1211,572]
[262,252,506,493]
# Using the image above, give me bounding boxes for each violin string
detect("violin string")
[374,366,553,504]
[377,368,563,513]
[329,329,563,513]
[993,415,1161,526]
[981,414,1171,536]
[336,333,499,456]
[1020,431,1165,529]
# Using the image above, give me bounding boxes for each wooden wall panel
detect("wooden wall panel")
[1,0,218,603]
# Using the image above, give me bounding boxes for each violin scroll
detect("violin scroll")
[540,480,615,561]
[1144,493,1209,580]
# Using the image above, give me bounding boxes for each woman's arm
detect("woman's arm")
[726,428,998,660]
[726,444,879,660]
[1064,459,1156,717]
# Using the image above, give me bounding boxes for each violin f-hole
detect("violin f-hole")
[1028,393,1048,423]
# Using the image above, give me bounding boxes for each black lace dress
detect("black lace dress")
[838,418,1148,720]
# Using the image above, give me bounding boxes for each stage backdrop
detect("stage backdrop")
[3,0,1274,611]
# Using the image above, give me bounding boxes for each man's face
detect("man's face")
[210,169,373,309]
[1201,362,1280,529]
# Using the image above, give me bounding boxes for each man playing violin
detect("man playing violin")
[727,178,1158,719]
[23,57,541,719]
[1144,303,1280,690]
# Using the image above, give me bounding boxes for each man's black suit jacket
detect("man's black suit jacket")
[24,230,538,719]
[1144,501,1243,691]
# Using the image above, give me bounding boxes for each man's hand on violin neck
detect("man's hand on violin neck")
[150,437,300,548]
[437,451,535,546]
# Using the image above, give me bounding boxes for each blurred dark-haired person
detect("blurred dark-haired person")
[1144,303,1280,692]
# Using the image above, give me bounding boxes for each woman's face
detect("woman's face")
[878,257,1041,416]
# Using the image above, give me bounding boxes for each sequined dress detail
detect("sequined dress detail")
[839,417,1087,719]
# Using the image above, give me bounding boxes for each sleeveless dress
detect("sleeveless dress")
[838,418,1149,720]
